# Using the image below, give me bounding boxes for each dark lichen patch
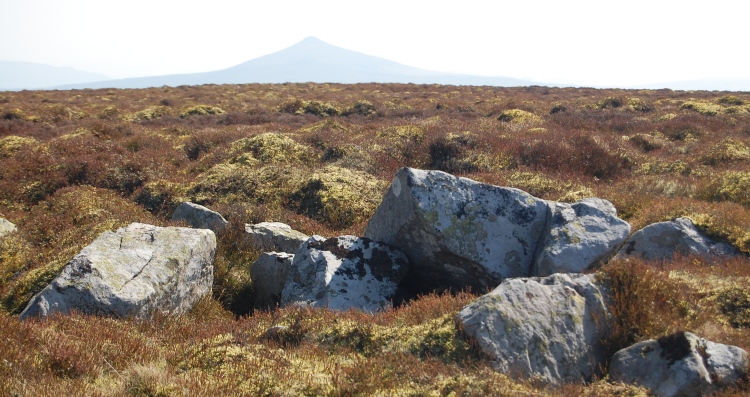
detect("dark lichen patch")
[367,247,402,282]
[624,240,637,255]
[309,238,350,259]
[658,331,692,367]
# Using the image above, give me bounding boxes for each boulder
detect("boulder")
[0,218,17,239]
[615,217,739,261]
[531,198,630,276]
[609,331,749,397]
[456,273,610,385]
[365,168,548,294]
[245,222,310,255]
[250,252,295,310]
[20,223,215,320]
[281,235,409,312]
[171,202,228,232]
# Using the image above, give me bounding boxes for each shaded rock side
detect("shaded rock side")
[280,235,409,312]
[532,198,630,277]
[0,218,17,239]
[250,252,294,310]
[20,223,216,320]
[364,167,548,295]
[245,222,310,255]
[609,331,749,397]
[456,273,610,385]
[171,202,228,232]
[615,217,739,261]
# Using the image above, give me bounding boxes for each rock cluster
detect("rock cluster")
[16,167,748,393]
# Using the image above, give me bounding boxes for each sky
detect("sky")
[2,0,749,87]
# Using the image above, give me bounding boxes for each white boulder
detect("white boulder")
[20,223,215,320]
[365,168,548,294]
[280,235,409,312]
[250,252,295,310]
[0,218,16,239]
[456,273,610,385]
[171,202,228,232]
[245,222,310,255]
[609,331,749,397]
[615,218,739,261]
[532,198,630,276]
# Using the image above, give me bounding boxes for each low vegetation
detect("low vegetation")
[1,83,750,395]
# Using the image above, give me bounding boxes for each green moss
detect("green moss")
[377,125,425,143]
[627,97,654,112]
[291,166,387,229]
[123,106,168,122]
[715,287,750,328]
[179,105,226,118]
[707,171,750,205]
[343,100,377,116]
[700,139,750,166]
[680,101,721,116]
[0,135,38,158]
[716,95,745,106]
[228,133,318,165]
[497,109,542,124]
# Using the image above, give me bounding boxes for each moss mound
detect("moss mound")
[123,106,168,122]
[179,105,226,118]
[228,133,318,165]
[680,101,722,116]
[497,109,541,124]
[292,166,387,229]
[0,136,38,158]
[699,139,750,166]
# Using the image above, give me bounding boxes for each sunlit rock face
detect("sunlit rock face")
[365,168,548,295]
[610,331,750,397]
[280,235,409,312]
[456,273,610,386]
[532,198,630,277]
[20,223,215,320]
[615,217,739,261]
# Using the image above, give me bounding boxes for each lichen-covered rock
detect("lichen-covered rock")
[280,235,409,312]
[19,223,215,320]
[171,202,228,232]
[250,252,295,310]
[0,218,17,239]
[609,332,750,397]
[532,198,630,276]
[456,273,610,385]
[365,167,548,294]
[615,217,739,261]
[245,222,309,255]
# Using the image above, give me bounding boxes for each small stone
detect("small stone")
[610,331,750,397]
[171,202,228,232]
[250,252,295,310]
[615,218,739,261]
[245,222,309,255]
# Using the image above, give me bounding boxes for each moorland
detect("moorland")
[1,83,750,396]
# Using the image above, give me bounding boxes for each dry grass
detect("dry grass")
[1,83,750,395]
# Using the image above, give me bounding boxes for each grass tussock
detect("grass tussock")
[1,83,750,395]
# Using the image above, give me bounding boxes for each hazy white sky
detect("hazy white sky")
[2,0,749,86]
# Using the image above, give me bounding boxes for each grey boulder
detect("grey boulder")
[610,331,749,397]
[365,167,548,294]
[456,273,610,385]
[171,202,228,232]
[250,252,294,310]
[0,218,16,239]
[281,235,409,312]
[615,217,739,261]
[245,222,310,255]
[20,223,215,320]
[532,198,630,276]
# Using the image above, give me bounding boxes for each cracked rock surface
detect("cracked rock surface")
[20,222,215,320]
